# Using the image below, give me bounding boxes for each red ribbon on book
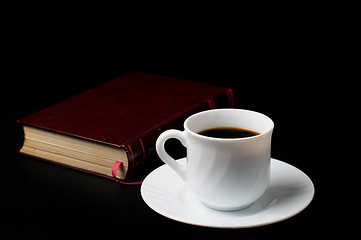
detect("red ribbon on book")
[112,161,143,185]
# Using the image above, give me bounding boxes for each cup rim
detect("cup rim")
[184,108,274,141]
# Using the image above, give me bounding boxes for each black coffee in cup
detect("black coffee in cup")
[198,127,260,139]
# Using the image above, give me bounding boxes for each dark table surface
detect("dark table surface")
[1,33,352,238]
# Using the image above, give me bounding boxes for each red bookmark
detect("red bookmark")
[112,161,143,185]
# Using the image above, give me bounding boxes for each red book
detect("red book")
[18,71,234,183]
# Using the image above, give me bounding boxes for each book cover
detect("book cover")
[18,71,234,183]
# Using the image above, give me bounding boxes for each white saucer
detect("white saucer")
[141,158,314,228]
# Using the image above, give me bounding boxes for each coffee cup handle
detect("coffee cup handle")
[156,129,187,181]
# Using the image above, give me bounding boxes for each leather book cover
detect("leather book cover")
[18,71,234,182]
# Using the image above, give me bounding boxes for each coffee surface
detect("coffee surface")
[198,127,260,139]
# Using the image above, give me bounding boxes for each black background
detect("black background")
[0,11,354,239]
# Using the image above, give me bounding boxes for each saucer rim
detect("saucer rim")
[141,158,314,229]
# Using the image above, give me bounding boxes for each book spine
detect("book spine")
[112,88,234,183]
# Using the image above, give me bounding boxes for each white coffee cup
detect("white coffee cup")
[156,109,274,211]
